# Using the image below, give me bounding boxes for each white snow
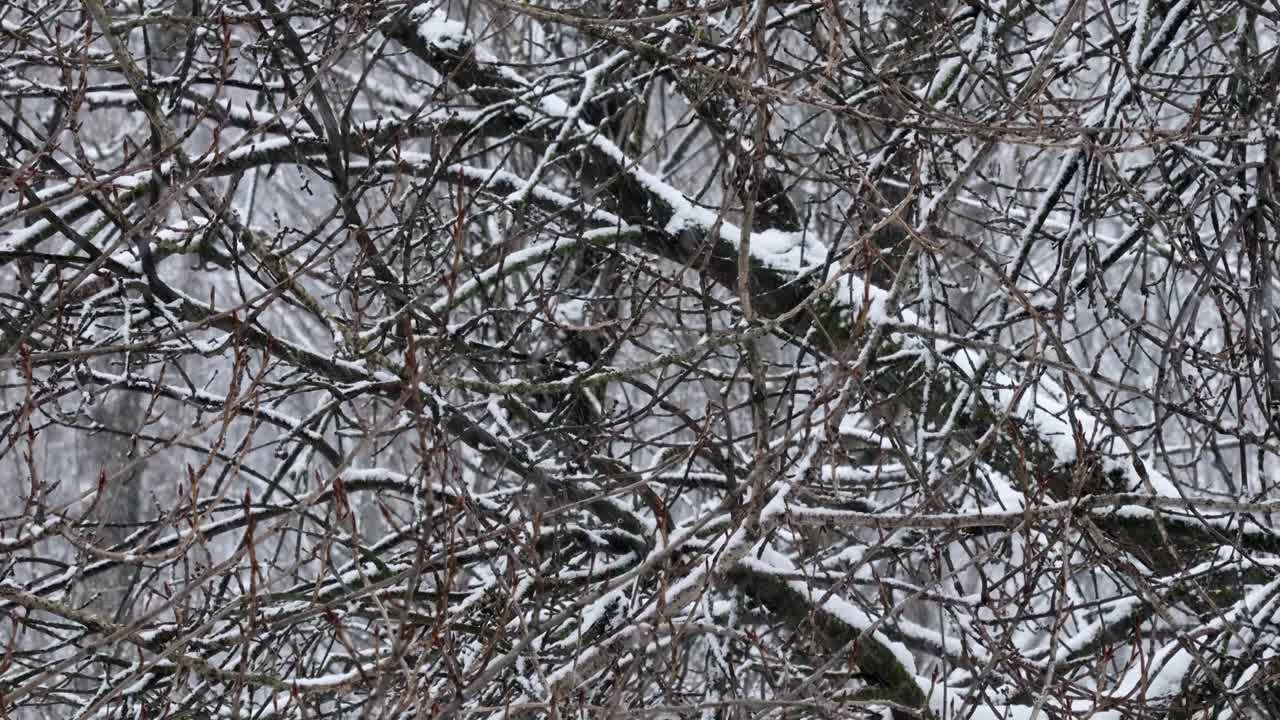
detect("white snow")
[410,8,470,52]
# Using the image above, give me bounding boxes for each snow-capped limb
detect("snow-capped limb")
[0,107,557,260]
[0,518,63,553]
[526,514,771,705]
[1110,572,1280,713]
[0,81,304,134]
[380,7,861,334]
[598,16,807,235]
[783,489,1280,564]
[732,547,929,711]
[783,492,1280,531]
